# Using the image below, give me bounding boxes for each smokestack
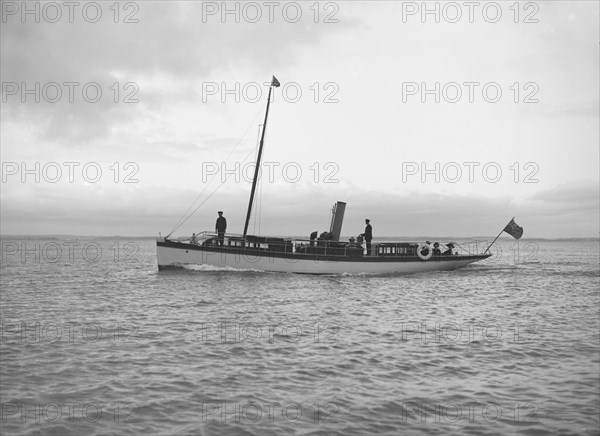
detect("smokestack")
[328,201,346,241]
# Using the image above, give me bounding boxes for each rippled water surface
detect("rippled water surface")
[1,238,599,435]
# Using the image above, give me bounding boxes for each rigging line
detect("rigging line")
[167,106,264,237]
[252,126,261,236]
[166,169,218,238]
[166,104,266,237]
[258,123,268,236]
[258,163,263,236]
[252,192,257,235]
[253,121,268,236]
[169,136,264,235]
[253,166,262,236]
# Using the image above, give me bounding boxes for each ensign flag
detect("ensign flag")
[503,218,524,239]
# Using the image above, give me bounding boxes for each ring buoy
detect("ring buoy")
[417,242,433,260]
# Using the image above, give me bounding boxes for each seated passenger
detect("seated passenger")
[443,242,455,256]
[421,241,432,257]
[432,242,441,256]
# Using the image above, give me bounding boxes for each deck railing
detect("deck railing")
[175,232,490,257]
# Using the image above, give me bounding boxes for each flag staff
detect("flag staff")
[483,217,514,254]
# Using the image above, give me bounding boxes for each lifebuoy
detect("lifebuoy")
[417,242,433,260]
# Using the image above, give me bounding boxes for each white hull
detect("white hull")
[157,243,485,274]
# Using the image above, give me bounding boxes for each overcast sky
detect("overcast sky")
[1,1,598,238]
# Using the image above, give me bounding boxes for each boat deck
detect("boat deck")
[159,233,491,264]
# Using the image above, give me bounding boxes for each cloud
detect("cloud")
[2,3,353,81]
[2,181,597,238]
[1,2,357,143]
[530,180,599,208]
[1,2,597,239]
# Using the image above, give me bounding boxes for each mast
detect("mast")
[243,76,280,237]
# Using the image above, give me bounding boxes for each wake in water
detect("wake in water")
[182,264,266,273]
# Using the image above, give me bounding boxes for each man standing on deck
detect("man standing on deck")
[363,219,373,256]
[216,211,227,246]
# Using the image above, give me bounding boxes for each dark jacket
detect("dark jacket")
[216,216,227,233]
[364,224,373,241]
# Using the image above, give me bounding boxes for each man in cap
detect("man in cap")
[362,219,373,256]
[216,211,227,246]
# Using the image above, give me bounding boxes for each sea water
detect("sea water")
[1,237,598,435]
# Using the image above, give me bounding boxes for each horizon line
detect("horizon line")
[1,234,598,241]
